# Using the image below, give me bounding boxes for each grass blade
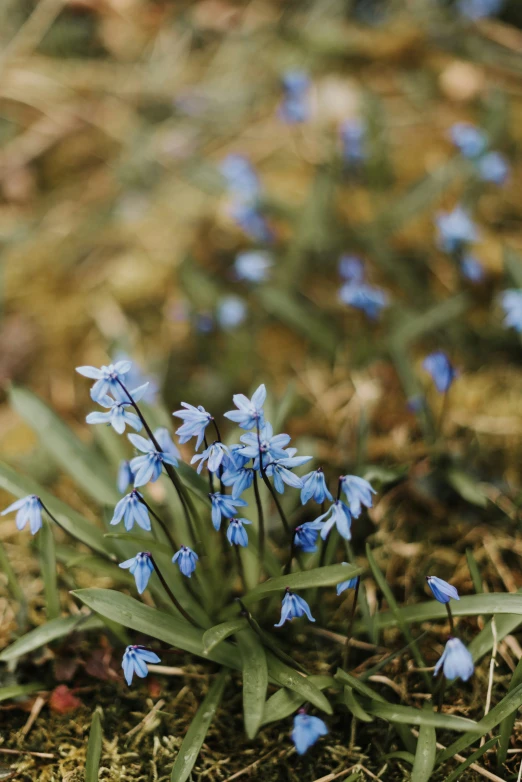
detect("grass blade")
[39,517,60,620]
[443,737,498,782]
[343,686,372,723]
[497,655,522,765]
[0,537,25,605]
[411,706,437,782]
[203,618,248,654]
[364,701,477,732]
[241,563,362,606]
[0,683,44,702]
[236,629,268,739]
[466,549,483,594]
[0,614,103,662]
[265,653,332,715]
[85,709,103,782]
[261,676,335,727]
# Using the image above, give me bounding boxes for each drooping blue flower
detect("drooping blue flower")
[220,154,260,201]
[221,464,255,499]
[434,637,474,682]
[338,255,365,283]
[337,576,359,596]
[172,545,199,577]
[110,490,151,531]
[117,460,134,493]
[477,151,509,185]
[75,360,132,402]
[339,282,389,320]
[426,576,460,604]
[291,711,328,755]
[228,202,273,244]
[173,403,213,451]
[154,427,181,461]
[122,645,161,686]
[422,351,457,394]
[278,70,311,124]
[86,386,148,434]
[224,384,266,431]
[119,552,154,594]
[2,495,43,535]
[308,500,352,540]
[266,455,312,494]
[340,475,376,517]
[449,123,488,159]
[226,518,252,547]
[460,254,484,283]
[457,0,503,20]
[340,119,366,165]
[275,589,315,627]
[500,289,522,332]
[435,206,478,255]
[112,352,159,404]
[293,523,319,553]
[227,443,251,470]
[238,422,291,469]
[217,296,247,330]
[191,441,230,474]
[209,493,248,531]
[234,251,273,283]
[300,468,333,505]
[129,434,178,487]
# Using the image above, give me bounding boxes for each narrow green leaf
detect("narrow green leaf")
[504,247,522,288]
[203,618,248,654]
[466,549,483,594]
[265,654,332,715]
[381,751,415,764]
[242,563,362,606]
[39,517,60,621]
[104,533,171,557]
[469,612,522,662]
[261,676,335,726]
[85,709,103,782]
[364,701,477,732]
[0,537,25,604]
[0,614,102,662]
[0,683,44,702]
[443,737,498,782]
[343,686,372,723]
[9,387,119,505]
[236,629,268,739]
[411,707,437,782]
[170,670,227,782]
[447,469,487,508]
[497,655,522,765]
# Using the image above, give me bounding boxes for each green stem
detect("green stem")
[148,554,198,627]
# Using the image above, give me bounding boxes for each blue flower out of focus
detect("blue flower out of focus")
[309,500,352,540]
[422,351,457,394]
[340,119,366,166]
[292,710,328,755]
[224,384,266,430]
[278,70,311,124]
[300,468,333,505]
[217,296,247,331]
[122,645,161,686]
[460,254,484,283]
[434,637,474,682]
[191,441,230,474]
[500,290,522,332]
[76,360,132,402]
[154,427,181,461]
[117,460,134,493]
[436,206,478,255]
[477,151,509,185]
[450,123,488,159]
[172,545,199,577]
[110,490,151,531]
[173,403,213,451]
[86,385,149,434]
[426,576,460,604]
[112,352,159,404]
[209,493,248,531]
[338,255,365,283]
[234,251,273,283]
[293,523,319,553]
[275,589,315,627]
[339,282,389,320]
[221,464,255,499]
[220,155,260,201]
[227,517,252,547]
[457,0,504,20]
[266,455,311,494]
[239,422,291,468]
[340,475,376,517]
[119,552,154,594]
[129,434,179,487]
[2,495,43,535]
[228,202,273,244]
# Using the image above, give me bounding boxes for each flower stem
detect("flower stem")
[39,501,117,563]
[284,527,297,575]
[203,436,215,494]
[252,471,265,561]
[136,494,178,553]
[148,554,198,627]
[445,602,455,635]
[342,576,360,670]
[233,545,247,593]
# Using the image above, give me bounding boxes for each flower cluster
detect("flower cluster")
[338,255,389,321]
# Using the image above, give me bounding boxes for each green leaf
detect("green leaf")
[261,676,335,726]
[466,548,483,594]
[170,669,227,782]
[241,563,363,606]
[265,653,332,715]
[444,737,498,782]
[0,537,25,605]
[202,618,248,655]
[343,686,372,723]
[411,707,437,782]
[504,246,522,288]
[497,655,522,765]
[0,683,44,702]
[0,614,102,662]
[447,469,487,508]
[381,751,415,764]
[104,533,172,557]
[236,629,268,739]
[85,709,103,782]
[364,701,477,732]
[9,386,119,505]
[39,517,60,621]
[469,612,522,662]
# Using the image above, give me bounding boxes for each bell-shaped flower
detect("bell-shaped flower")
[76,360,132,402]
[221,465,255,499]
[2,495,43,535]
[238,422,290,469]
[122,645,160,686]
[340,475,376,517]
[110,490,151,531]
[86,385,149,434]
[435,206,478,255]
[337,576,359,596]
[292,710,328,755]
[117,460,134,494]
[173,403,213,451]
[209,493,247,531]
[172,545,199,578]
[308,500,352,541]
[266,455,311,494]
[434,637,474,682]
[340,282,389,321]
[300,468,333,505]
[226,518,251,547]
[426,576,459,604]
[460,255,484,283]
[449,122,488,159]
[293,523,319,553]
[191,441,230,474]
[224,384,266,430]
[234,251,273,284]
[154,427,181,461]
[422,351,457,394]
[119,552,154,594]
[275,589,315,627]
[500,289,522,333]
[129,434,179,487]
[340,119,366,166]
[477,151,509,185]
[339,255,365,283]
[278,70,311,124]
[220,154,260,202]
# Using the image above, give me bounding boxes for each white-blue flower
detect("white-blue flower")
[86,384,149,434]
[129,434,179,487]
[122,645,160,686]
[209,493,247,531]
[173,403,213,451]
[340,475,376,517]
[300,468,333,505]
[234,251,273,283]
[500,290,522,333]
[265,455,311,494]
[275,590,315,627]
[191,441,230,474]
[76,360,132,402]
[110,490,151,531]
[224,384,266,430]
[238,422,290,468]
[227,518,251,547]
[172,546,199,577]
[119,552,154,594]
[434,638,474,682]
[308,500,352,540]
[291,711,328,755]
[426,576,459,604]
[2,495,43,535]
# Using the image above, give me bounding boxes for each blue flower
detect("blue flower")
[110,490,151,531]
[220,154,260,201]
[426,576,459,604]
[434,637,474,682]
[122,646,161,686]
[436,206,478,255]
[340,119,366,165]
[112,352,159,404]
[191,441,230,474]
[234,251,273,283]
[86,386,148,434]
[291,711,328,755]
[300,468,333,505]
[449,123,488,159]
[173,403,213,451]
[339,255,365,283]
[500,289,522,332]
[172,545,199,577]
[76,360,132,402]
[339,282,389,320]
[209,493,248,531]
[2,495,43,535]
[226,518,251,547]
[460,254,484,283]
[340,475,376,517]
[423,351,457,394]
[228,202,273,243]
[293,523,319,553]
[278,70,310,124]
[457,0,503,20]
[119,552,154,594]
[217,296,247,330]
[224,384,266,430]
[117,460,134,493]
[221,465,255,499]
[227,443,251,470]
[337,576,359,596]
[308,500,352,540]
[266,455,312,494]
[154,427,181,461]
[275,589,315,627]
[129,434,179,487]
[238,422,291,468]
[477,151,509,185]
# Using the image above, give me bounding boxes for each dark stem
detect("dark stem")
[342,576,360,670]
[233,545,247,593]
[211,418,223,443]
[40,501,116,563]
[336,478,342,501]
[437,388,450,439]
[261,473,291,536]
[148,554,198,627]
[204,437,215,494]
[136,493,178,553]
[210,420,226,494]
[445,602,455,635]
[252,471,265,561]
[284,527,297,575]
